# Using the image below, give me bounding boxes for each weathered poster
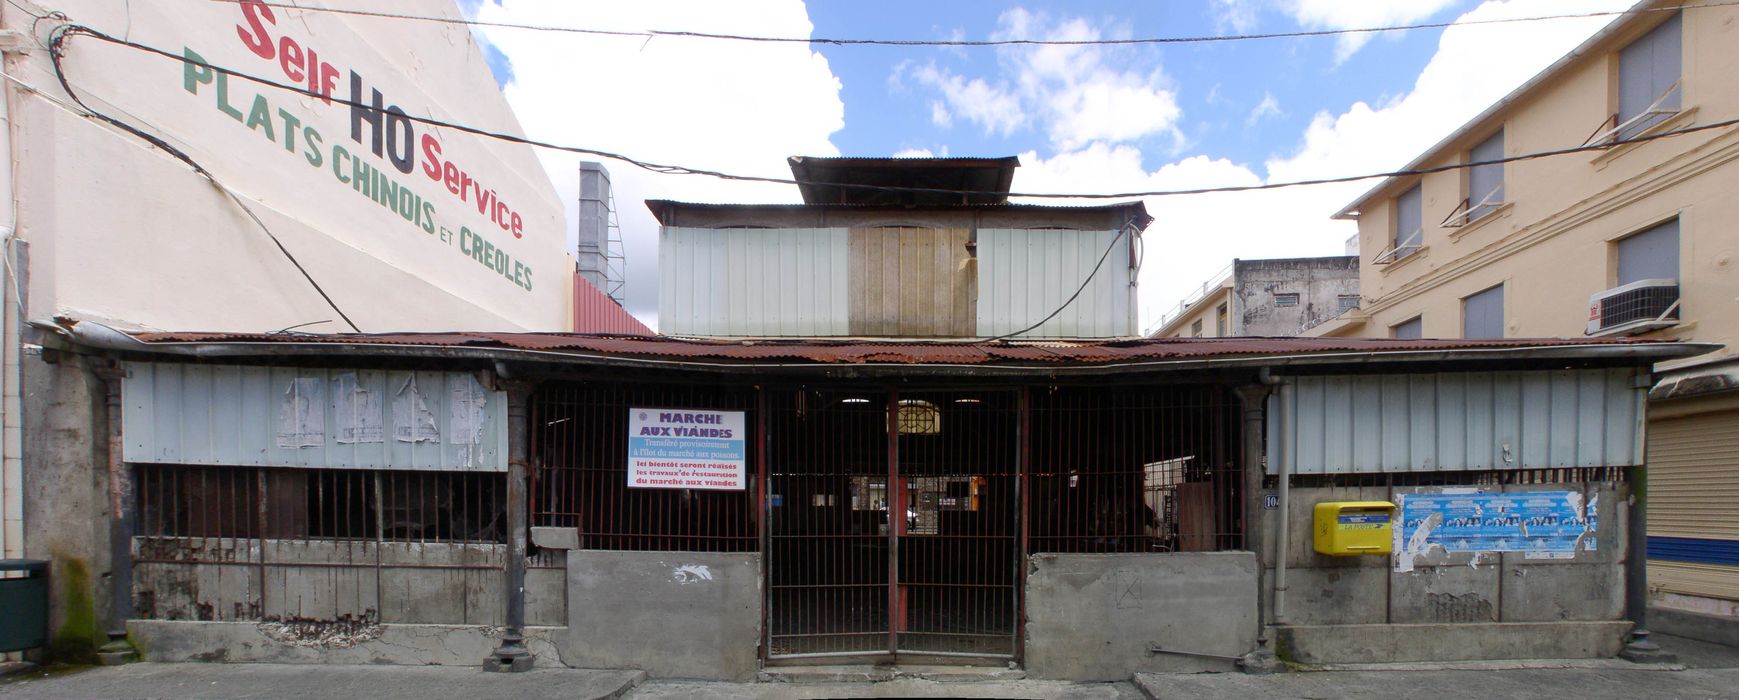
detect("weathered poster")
[276,377,325,448]
[393,376,440,443]
[627,408,746,491]
[449,375,488,446]
[1394,490,1597,571]
[333,373,383,444]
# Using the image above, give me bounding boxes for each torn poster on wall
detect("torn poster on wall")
[1393,490,1597,572]
[333,373,384,444]
[449,375,488,445]
[276,377,325,448]
[393,376,441,443]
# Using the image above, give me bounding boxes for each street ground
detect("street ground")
[1,634,1736,699]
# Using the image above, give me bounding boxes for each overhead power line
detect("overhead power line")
[195,0,1739,48]
[45,26,1739,204]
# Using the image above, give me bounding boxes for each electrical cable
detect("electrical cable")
[980,220,1134,343]
[46,26,1739,205]
[45,25,362,332]
[193,0,1737,49]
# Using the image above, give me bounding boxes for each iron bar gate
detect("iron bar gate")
[764,389,1020,659]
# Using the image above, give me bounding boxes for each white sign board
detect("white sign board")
[627,408,747,491]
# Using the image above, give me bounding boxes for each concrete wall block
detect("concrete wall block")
[134,562,260,621]
[526,566,567,627]
[1024,552,1257,681]
[379,567,482,624]
[1272,565,1389,626]
[262,565,380,622]
[561,550,762,681]
[127,620,567,667]
[1277,621,1631,664]
[1499,563,1624,622]
[1388,564,1500,623]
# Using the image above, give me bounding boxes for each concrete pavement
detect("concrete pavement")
[3,634,1737,699]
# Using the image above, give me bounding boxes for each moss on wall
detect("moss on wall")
[47,556,98,663]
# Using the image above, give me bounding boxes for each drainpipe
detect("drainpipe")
[96,363,136,664]
[1234,383,1277,674]
[0,19,22,563]
[1270,376,1292,629]
[1621,371,1673,663]
[485,371,533,672]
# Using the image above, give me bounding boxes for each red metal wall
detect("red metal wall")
[573,271,653,335]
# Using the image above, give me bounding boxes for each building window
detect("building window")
[1463,284,1506,339]
[1337,295,1360,314]
[1467,129,1504,221]
[1274,293,1300,307]
[1393,183,1423,258]
[1191,319,1204,337]
[1618,13,1682,139]
[1215,303,1228,336]
[896,399,941,435]
[1392,316,1423,339]
[1617,218,1680,285]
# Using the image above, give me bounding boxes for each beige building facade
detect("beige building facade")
[1151,256,1359,339]
[1322,0,1739,621]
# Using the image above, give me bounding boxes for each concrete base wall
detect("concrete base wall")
[1276,621,1631,664]
[560,550,761,681]
[127,619,567,667]
[1650,606,1739,647]
[1024,552,1257,681]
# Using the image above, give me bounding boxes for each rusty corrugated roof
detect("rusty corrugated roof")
[119,330,1680,366]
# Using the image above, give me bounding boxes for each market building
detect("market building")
[14,154,1713,680]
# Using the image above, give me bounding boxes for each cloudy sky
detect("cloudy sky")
[462,0,1631,332]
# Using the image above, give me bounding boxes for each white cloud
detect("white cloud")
[1284,0,1460,64]
[470,0,845,328]
[1012,0,1632,332]
[1246,92,1283,126]
[909,9,1182,150]
[1213,0,1261,33]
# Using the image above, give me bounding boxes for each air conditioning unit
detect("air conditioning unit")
[1586,278,1679,337]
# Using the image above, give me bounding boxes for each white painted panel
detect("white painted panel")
[977,229,1133,338]
[123,363,508,471]
[659,227,850,336]
[1270,368,1645,474]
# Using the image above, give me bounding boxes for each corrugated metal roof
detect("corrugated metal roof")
[572,271,653,335]
[118,329,1688,366]
[644,200,1151,226]
[787,155,1020,206]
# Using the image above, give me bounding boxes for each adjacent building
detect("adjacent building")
[1316,0,1739,630]
[0,0,585,660]
[1150,256,1359,339]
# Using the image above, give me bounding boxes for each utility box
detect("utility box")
[1313,501,1395,556]
[0,559,48,653]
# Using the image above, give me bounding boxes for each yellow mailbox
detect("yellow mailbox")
[1313,501,1395,556]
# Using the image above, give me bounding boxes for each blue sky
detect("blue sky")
[468,0,1630,331]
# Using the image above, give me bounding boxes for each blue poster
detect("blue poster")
[1395,490,1597,565]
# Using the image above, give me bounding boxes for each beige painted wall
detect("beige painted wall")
[4,0,571,333]
[1342,2,1738,371]
[1153,285,1231,338]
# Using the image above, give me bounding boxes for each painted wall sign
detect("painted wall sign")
[1393,490,1597,571]
[627,408,747,491]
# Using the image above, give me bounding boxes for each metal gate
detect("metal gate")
[765,389,1020,659]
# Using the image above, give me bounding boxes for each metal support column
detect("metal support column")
[1621,462,1674,663]
[1234,384,1277,674]
[486,378,535,672]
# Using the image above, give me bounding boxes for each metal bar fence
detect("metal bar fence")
[1027,385,1244,554]
[528,382,759,552]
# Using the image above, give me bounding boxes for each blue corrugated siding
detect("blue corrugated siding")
[1649,536,1739,566]
[1267,368,1644,474]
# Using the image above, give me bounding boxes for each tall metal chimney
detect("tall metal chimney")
[576,161,611,294]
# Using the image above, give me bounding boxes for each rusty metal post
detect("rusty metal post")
[1234,384,1277,674]
[485,378,534,672]
[95,362,137,664]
